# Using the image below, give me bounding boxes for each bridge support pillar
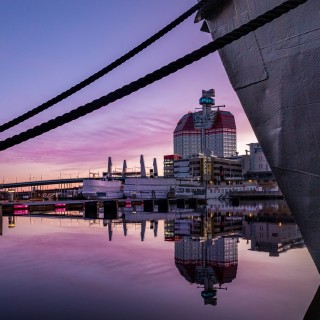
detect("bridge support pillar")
[143,200,154,212]
[0,205,2,236]
[84,201,98,219]
[189,198,198,209]
[104,200,118,219]
[157,199,169,213]
[177,198,186,209]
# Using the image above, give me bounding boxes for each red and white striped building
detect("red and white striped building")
[174,108,237,158]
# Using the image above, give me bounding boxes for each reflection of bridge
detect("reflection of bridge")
[118,210,200,222]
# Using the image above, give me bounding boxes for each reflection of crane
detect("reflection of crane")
[122,214,127,236]
[196,238,228,306]
[141,220,146,241]
[150,220,158,237]
[0,210,2,236]
[8,216,16,228]
[195,210,235,306]
[197,280,227,306]
[104,219,112,241]
[200,287,227,306]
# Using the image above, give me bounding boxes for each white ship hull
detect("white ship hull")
[175,181,261,199]
[123,177,176,199]
[207,184,262,199]
[82,177,263,201]
[81,179,123,200]
[82,177,176,200]
[202,0,320,272]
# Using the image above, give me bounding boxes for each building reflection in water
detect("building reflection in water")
[0,200,318,318]
[0,207,2,236]
[206,199,305,256]
[168,200,305,306]
[243,210,304,256]
[172,215,238,306]
[175,235,237,305]
[122,215,128,237]
[3,201,304,262]
[106,220,113,241]
[150,220,158,238]
[104,214,159,242]
[8,215,16,229]
[1,200,316,313]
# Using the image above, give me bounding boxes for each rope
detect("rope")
[0,0,309,152]
[0,1,207,133]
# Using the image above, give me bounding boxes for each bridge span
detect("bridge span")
[0,177,86,190]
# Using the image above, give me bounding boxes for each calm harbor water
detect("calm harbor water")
[0,200,319,320]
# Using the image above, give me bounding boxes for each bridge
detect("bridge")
[0,178,88,200]
[0,173,140,190]
[0,177,85,190]
[0,173,142,200]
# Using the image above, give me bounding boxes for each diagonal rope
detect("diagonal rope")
[0,0,309,152]
[0,0,207,133]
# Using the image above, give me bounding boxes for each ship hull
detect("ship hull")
[123,177,176,199]
[203,0,320,272]
[82,177,176,200]
[82,179,123,200]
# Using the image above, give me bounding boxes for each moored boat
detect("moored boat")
[123,177,176,199]
[81,177,176,200]
[81,179,123,200]
[174,179,262,199]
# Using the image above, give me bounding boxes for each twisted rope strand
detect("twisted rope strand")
[0,1,206,133]
[0,0,309,151]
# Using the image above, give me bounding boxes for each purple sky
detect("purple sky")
[0,0,256,182]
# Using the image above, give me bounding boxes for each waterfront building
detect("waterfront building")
[164,220,176,242]
[170,154,242,183]
[173,158,191,179]
[190,154,242,183]
[243,212,303,257]
[248,143,270,172]
[163,154,182,178]
[244,143,276,183]
[226,151,250,176]
[173,89,237,159]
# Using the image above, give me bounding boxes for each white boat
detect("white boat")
[81,177,176,200]
[123,177,176,199]
[206,199,264,213]
[174,179,205,198]
[206,183,262,199]
[81,179,123,200]
[174,180,262,199]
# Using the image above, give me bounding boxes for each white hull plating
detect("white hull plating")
[123,177,176,199]
[175,182,261,199]
[81,179,123,200]
[82,178,176,200]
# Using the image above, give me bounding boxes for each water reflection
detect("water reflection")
[243,213,303,256]
[175,234,237,306]
[0,206,2,236]
[0,200,319,319]
[165,211,239,305]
